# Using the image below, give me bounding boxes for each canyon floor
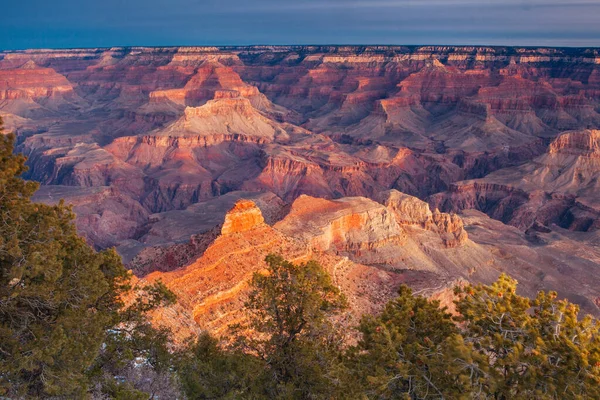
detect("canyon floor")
[2,45,600,335]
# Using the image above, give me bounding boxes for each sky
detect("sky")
[1,0,600,50]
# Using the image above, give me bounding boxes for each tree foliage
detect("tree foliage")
[355,275,600,399]
[454,274,600,399]
[236,254,349,399]
[177,332,261,399]
[177,254,600,400]
[354,285,488,399]
[0,119,176,398]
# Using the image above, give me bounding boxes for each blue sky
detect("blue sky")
[1,0,599,49]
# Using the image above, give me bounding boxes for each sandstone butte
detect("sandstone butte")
[1,45,599,337]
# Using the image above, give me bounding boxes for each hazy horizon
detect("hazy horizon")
[1,0,599,50]
[2,42,600,51]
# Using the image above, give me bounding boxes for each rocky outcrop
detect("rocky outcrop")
[148,60,286,118]
[124,191,287,273]
[0,61,74,100]
[431,210,469,248]
[221,200,266,235]
[143,96,295,142]
[377,190,437,227]
[274,193,485,276]
[134,193,498,340]
[137,199,410,340]
[376,190,468,248]
[548,129,600,157]
[274,195,407,266]
[0,60,84,118]
[133,192,600,340]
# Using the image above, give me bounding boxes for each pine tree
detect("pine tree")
[357,276,600,399]
[355,285,489,399]
[177,332,261,399]
[455,274,600,399]
[232,254,351,399]
[0,119,176,398]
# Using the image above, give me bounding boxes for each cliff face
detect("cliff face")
[0,60,84,119]
[377,190,468,248]
[431,130,600,232]
[274,192,471,268]
[274,195,408,266]
[221,199,266,235]
[0,61,74,100]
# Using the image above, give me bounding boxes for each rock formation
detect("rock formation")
[138,192,600,339]
[220,199,267,235]
[139,199,408,340]
[376,190,468,248]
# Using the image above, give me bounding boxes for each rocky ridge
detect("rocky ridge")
[140,195,493,339]
[141,192,600,340]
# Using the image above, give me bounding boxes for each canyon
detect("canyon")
[2,45,600,335]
